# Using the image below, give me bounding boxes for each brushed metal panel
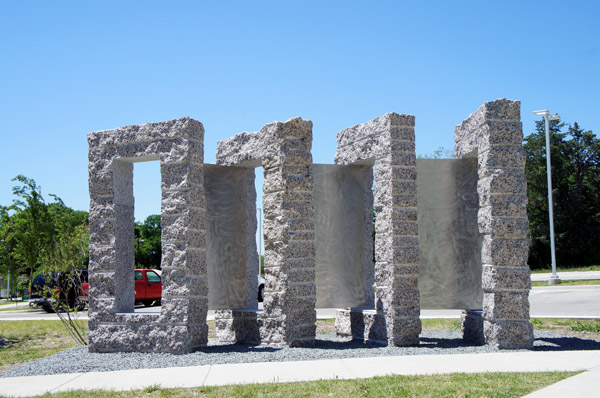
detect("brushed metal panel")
[204,165,247,309]
[417,158,482,309]
[314,164,367,308]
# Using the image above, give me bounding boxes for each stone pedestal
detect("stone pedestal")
[335,308,387,345]
[215,309,261,344]
[461,310,484,345]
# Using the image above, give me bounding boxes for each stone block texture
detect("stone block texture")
[334,113,421,346]
[461,310,485,345]
[217,117,316,347]
[335,308,387,345]
[215,309,261,344]
[88,117,208,353]
[455,99,534,349]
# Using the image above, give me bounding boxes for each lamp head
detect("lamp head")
[549,114,560,121]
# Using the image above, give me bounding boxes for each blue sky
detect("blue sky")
[1,1,599,223]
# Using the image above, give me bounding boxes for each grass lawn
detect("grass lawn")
[0,320,84,374]
[531,265,599,273]
[28,372,576,398]
[531,318,600,336]
[532,279,600,287]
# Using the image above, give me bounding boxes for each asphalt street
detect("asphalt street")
[530,285,600,318]
[1,285,598,321]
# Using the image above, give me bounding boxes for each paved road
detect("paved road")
[2,285,598,321]
[530,285,600,318]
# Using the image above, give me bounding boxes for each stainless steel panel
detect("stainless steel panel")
[417,158,482,309]
[314,164,367,308]
[204,165,247,309]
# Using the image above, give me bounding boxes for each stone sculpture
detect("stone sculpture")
[87,98,533,353]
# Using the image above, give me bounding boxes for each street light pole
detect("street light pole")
[533,110,561,285]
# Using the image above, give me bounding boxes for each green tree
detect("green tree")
[42,223,89,274]
[48,199,89,236]
[47,200,90,268]
[524,120,600,268]
[1,176,90,296]
[417,146,456,159]
[0,207,18,297]
[8,175,56,291]
[134,214,161,268]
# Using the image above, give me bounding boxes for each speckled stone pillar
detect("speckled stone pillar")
[217,117,316,347]
[334,113,421,346]
[455,99,534,349]
[88,118,208,353]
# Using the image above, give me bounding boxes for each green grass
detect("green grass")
[530,318,600,336]
[571,320,600,334]
[531,265,599,273]
[29,372,576,398]
[421,318,461,330]
[0,320,87,373]
[532,279,600,287]
[0,320,86,371]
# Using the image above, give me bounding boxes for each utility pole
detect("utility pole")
[533,109,561,285]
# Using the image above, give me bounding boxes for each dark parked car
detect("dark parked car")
[258,274,265,302]
[31,270,89,312]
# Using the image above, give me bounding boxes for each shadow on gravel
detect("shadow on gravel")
[197,338,384,354]
[197,336,485,353]
[195,334,600,354]
[533,336,600,351]
[311,339,384,350]
[197,345,280,354]
[417,337,480,349]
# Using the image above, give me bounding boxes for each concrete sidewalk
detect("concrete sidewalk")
[1,350,599,397]
[523,364,600,398]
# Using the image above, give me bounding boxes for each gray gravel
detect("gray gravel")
[3,331,600,378]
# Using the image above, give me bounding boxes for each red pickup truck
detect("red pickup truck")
[134,269,162,307]
[34,269,161,312]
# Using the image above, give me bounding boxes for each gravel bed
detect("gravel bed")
[3,330,600,378]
